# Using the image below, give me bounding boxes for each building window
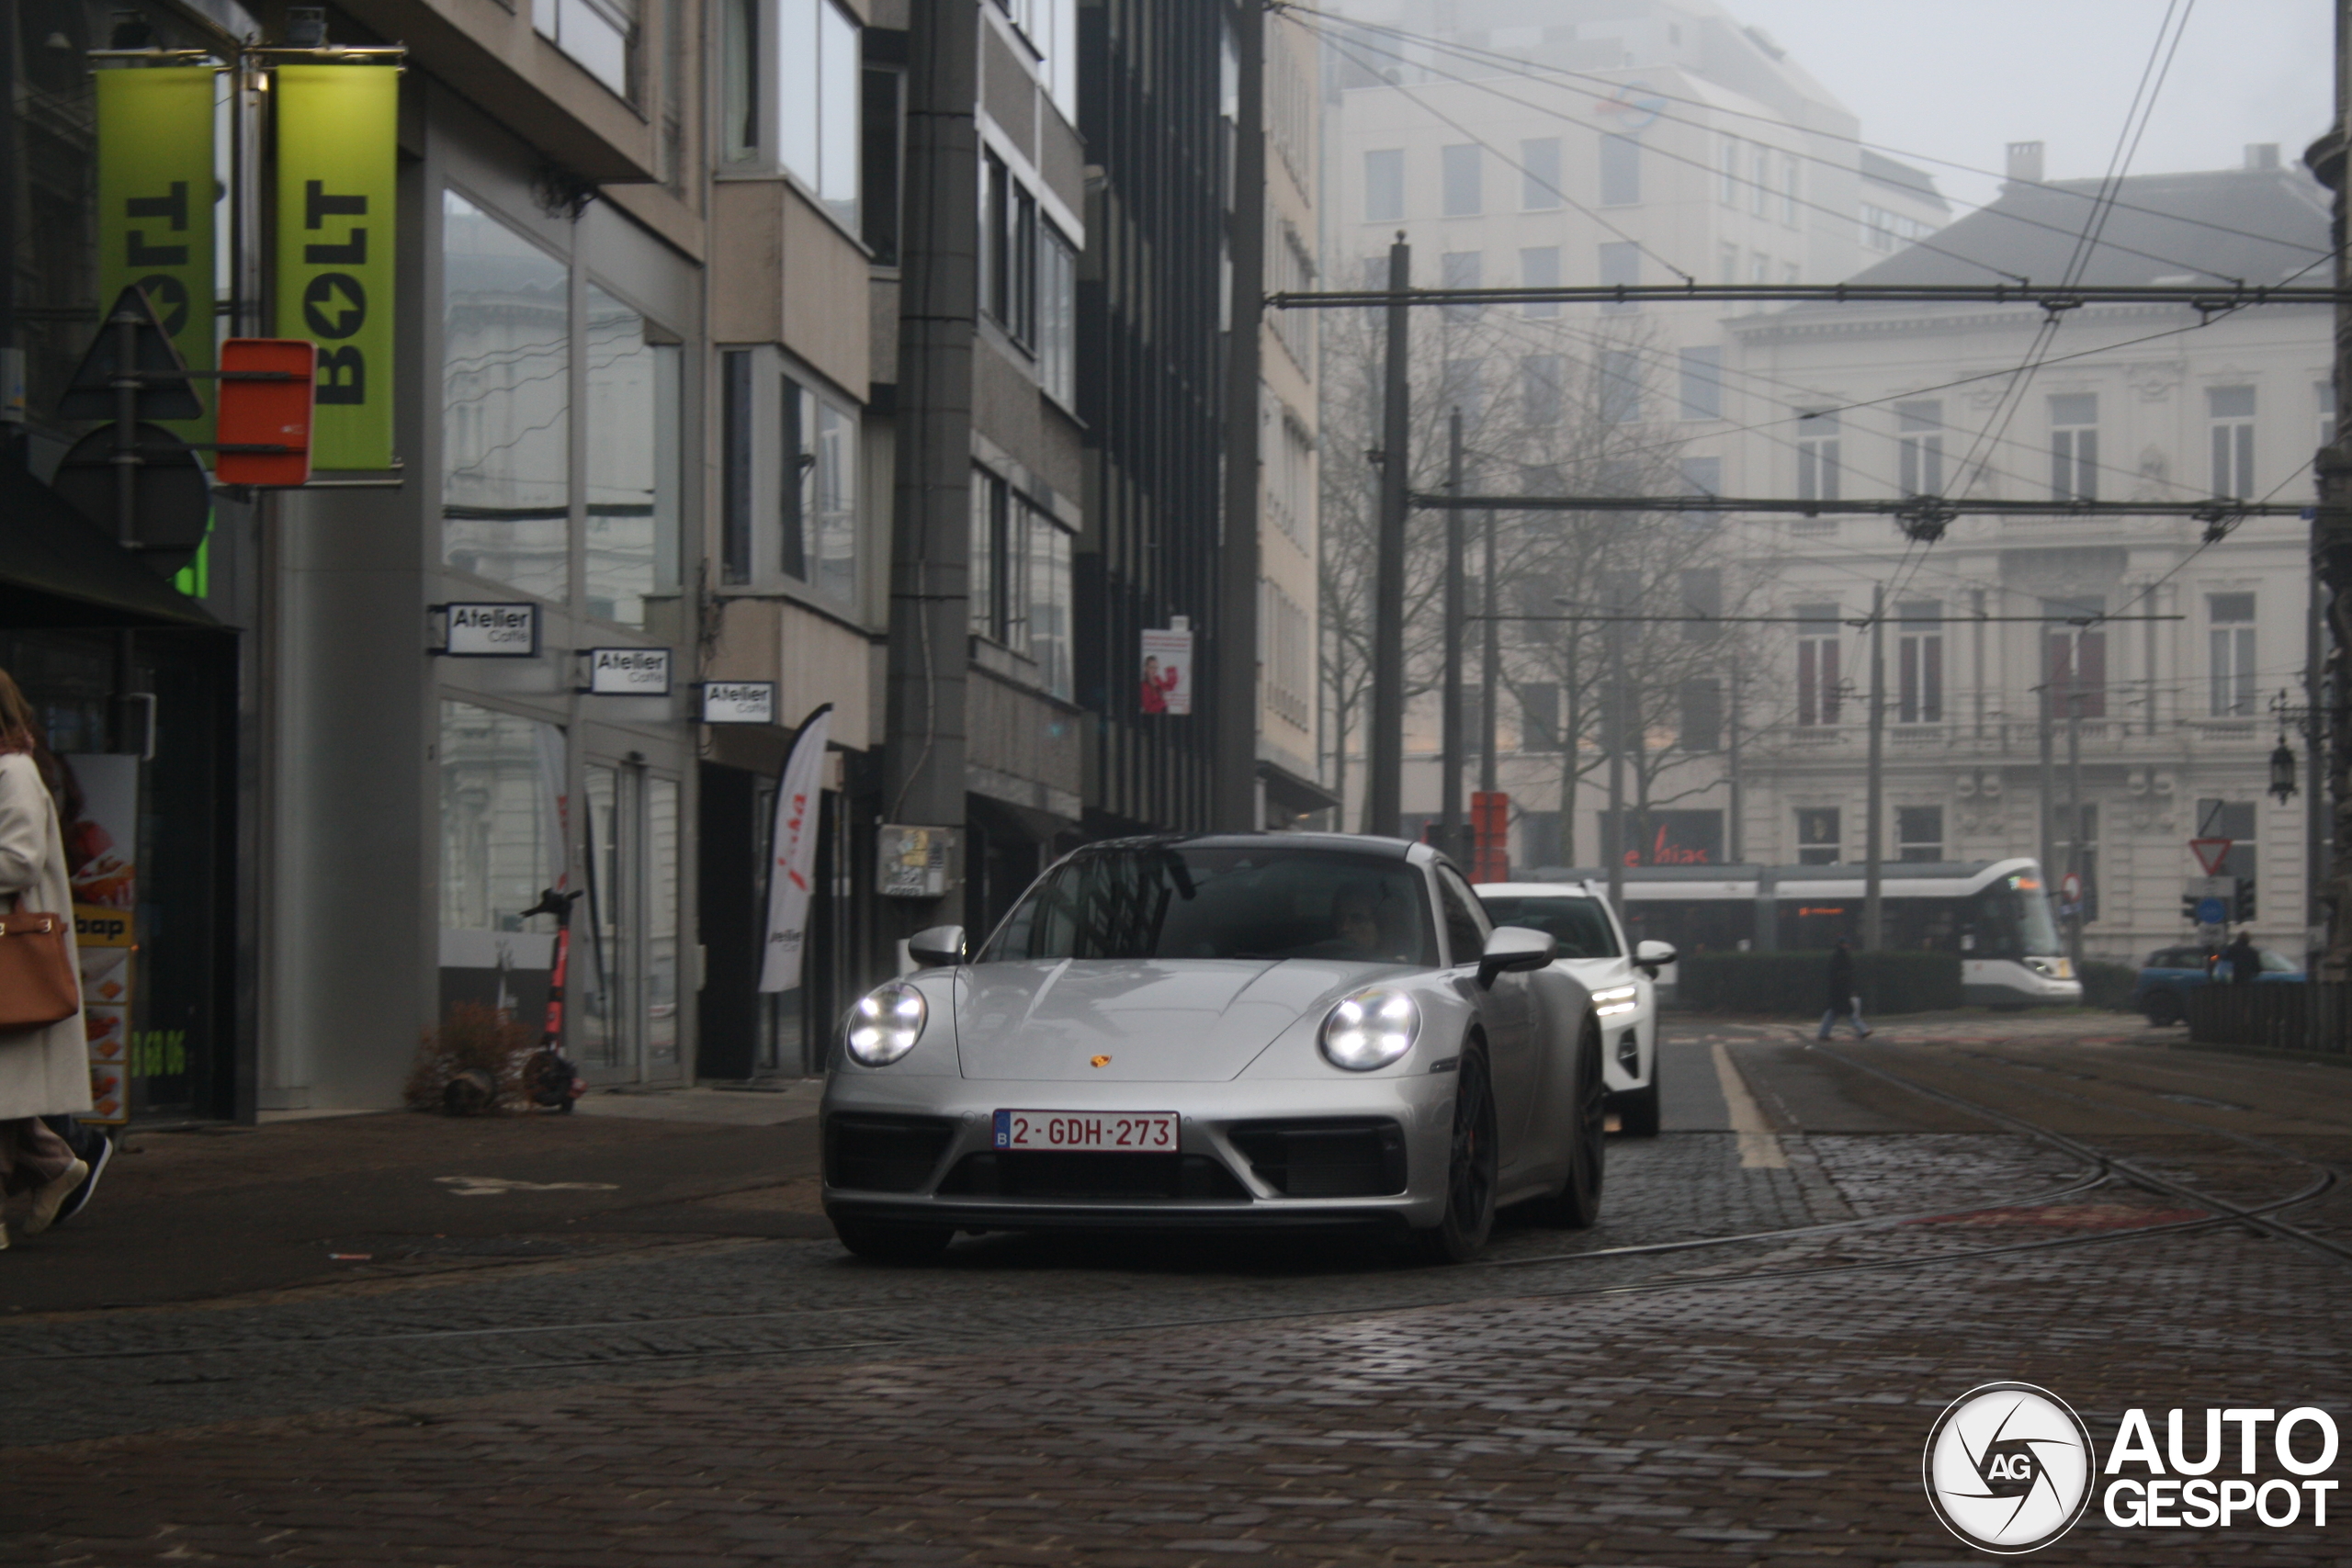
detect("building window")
[1521,137,1562,210]
[1598,241,1638,311]
[1896,601,1942,724]
[1718,241,1737,284]
[1270,220,1317,369]
[1897,400,1943,495]
[2049,393,2098,502]
[1261,580,1311,731]
[1719,136,1739,205]
[1520,682,1560,751]
[720,350,752,584]
[1795,410,1839,502]
[1598,350,1640,424]
[1028,507,1073,699]
[1796,807,1840,864]
[2044,600,2107,720]
[980,154,1037,344]
[1440,250,1481,321]
[970,468,1015,643]
[536,0,637,100]
[1520,246,1559,318]
[2209,592,2256,716]
[1679,568,1721,642]
[1680,456,1722,499]
[1600,133,1639,206]
[860,63,903,263]
[1364,149,1403,222]
[1679,678,1722,751]
[722,0,759,160]
[1521,355,1563,428]
[1037,222,1077,405]
[439,701,564,937]
[738,0,860,230]
[1750,142,1770,216]
[1265,404,1315,550]
[1679,347,1723,420]
[583,286,682,628]
[1749,250,1770,285]
[1896,806,1943,863]
[2210,385,2256,499]
[1781,150,1799,225]
[1440,356,1484,425]
[2320,379,2337,453]
[1796,603,1841,727]
[442,190,570,604]
[1441,142,1481,216]
[1863,204,1939,252]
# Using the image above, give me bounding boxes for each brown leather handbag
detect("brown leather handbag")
[0,895,78,1030]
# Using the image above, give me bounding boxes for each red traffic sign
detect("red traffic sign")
[2189,837,2233,877]
[2060,872,2083,902]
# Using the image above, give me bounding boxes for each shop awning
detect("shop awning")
[0,461,220,629]
[1259,759,1341,818]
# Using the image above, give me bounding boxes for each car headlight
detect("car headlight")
[845,981,928,1066]
[1591,984,1639,1019]
[1319,987,1419,1071]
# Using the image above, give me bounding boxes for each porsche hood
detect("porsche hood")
[952,958,1403,1081]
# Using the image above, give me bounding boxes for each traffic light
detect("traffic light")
[2181,892,2200,923]
[2233,877,2256,921]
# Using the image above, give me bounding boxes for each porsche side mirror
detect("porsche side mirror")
[1634,940,1677,978]
[1477,925,1557,987]
[908,925,967,968]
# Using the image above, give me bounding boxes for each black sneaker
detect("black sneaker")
[48,1134,112,1229]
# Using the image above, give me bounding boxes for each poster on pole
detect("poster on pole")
[1140,624,1193,715]
[96,67,216,449]
[274,65,399,470]
[759,705,833,993]
[62,755,141,1123]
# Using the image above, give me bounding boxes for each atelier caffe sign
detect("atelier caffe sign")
[585,648,674,696]
[701,682,777,725]
[444,603,540,657]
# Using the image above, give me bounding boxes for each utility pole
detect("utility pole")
[2065,688,2085,971]
[1727,672,1744,863]
[2306,0,2352,988]
[2038,681,2057,883]
[1480,505,1499,798]
[1605,580,1628,918]
[2310,571,2328,977]
[1366,237,1410,837]
[1213,0,1265,833]
[1440,410,1464,859]
[1863,585,1885,949]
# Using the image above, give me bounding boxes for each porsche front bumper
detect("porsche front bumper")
[821,1071,1463,1233]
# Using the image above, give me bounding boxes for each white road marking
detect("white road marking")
[435,1175,620,1197]
[1711,1042,1788,1169]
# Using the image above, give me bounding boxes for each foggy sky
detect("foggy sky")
[1730,0,2334,213]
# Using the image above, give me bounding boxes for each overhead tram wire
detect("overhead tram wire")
[1272,0,2324,266]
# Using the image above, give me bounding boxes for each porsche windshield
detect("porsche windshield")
[981,845,1438,965]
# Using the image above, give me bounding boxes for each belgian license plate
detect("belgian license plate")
[992,1110,1179,1153]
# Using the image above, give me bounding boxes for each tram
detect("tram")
[1516,858,2080,1008]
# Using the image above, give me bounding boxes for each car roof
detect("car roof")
[1070,831,1431,863]
[1477,882,1602,898]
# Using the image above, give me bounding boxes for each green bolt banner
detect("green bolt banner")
[275,65,398,470]
[96,67,217,446]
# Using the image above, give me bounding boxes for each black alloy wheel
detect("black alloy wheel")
[1417,1045,1498,1264]
[832,1217,955,1262]
[1532,1017,1607,1228]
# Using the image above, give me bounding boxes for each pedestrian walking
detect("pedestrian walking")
[1816,936,1871,1040]
[2222,930,2261,987]
[0,668,92,1249]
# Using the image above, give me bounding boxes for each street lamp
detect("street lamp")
[2271,736,2299,803]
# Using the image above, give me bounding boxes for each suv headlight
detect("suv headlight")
[1591,984,1639,1019]
[1319,987,1419,1071]
[845,981,928,1066]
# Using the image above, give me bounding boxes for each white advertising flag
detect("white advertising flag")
[759,705,833,992]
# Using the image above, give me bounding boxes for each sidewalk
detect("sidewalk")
[2,1085,829,1318]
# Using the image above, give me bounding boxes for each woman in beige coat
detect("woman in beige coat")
[0,668,91,1247]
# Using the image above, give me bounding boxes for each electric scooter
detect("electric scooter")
[518,886,588,1111]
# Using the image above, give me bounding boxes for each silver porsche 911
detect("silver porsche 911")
[820,833,1607,1264]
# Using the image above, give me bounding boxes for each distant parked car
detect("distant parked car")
[2132,944,2302,1026]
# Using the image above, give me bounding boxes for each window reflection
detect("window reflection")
[437,702,564,936]
[443,190,570,603]
[585,285,682,627]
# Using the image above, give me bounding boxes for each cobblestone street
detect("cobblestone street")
[6,1022,2348,1564]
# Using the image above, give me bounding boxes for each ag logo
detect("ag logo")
[1923,1382,2094,1553]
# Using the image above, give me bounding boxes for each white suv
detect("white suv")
[1476,881,1673,1136]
